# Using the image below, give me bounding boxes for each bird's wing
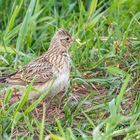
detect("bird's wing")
[6,60,54,85]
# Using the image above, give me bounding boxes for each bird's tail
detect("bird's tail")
[0,72,17,83]
[0,76,7,83]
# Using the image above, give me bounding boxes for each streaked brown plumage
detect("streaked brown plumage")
[0,28,74,100]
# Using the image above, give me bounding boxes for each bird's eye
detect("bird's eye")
[66,37,70,41]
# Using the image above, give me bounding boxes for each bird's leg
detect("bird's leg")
[34,107,40,118]
[33,99,46,118]
[10,88,22,104]
[40,99,46,106]
[13,88,21,101]
[31,100,41,118]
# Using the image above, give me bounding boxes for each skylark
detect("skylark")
[0,28,74,100]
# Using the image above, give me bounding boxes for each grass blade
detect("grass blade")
[15,0,37,68]
[56,119,65,138]
[24,80,54,114]
[88,0,98,18]
[15,83,33,112]
[116,74,131,110]
[39,103,46,140]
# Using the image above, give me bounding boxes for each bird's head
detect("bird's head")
[50,28,74,50]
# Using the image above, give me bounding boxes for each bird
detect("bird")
[0,28,75,101]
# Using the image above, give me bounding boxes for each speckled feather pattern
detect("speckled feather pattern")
[2,28,73,99]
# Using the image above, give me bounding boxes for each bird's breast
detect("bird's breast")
[52,68,70,94]
[53,54,70,93]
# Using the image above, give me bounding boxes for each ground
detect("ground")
[0,0,140,140]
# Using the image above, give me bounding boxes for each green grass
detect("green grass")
[0,0,140,139]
